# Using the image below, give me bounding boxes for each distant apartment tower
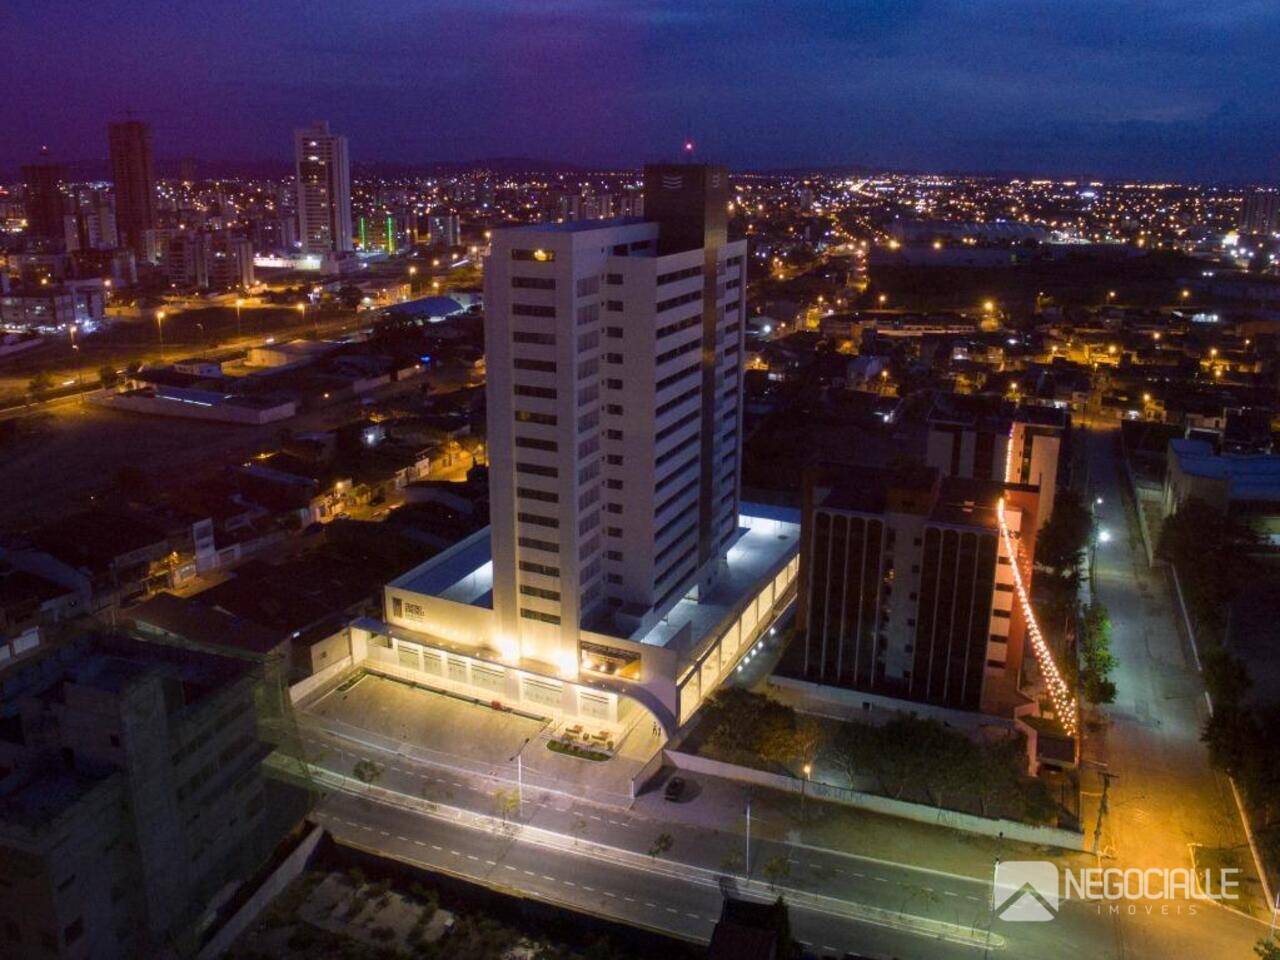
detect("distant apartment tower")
[108,120,158,261]
[426,211,461,247]
[792,464,1039,715]
[0,634,272,959]
[925,395,1064,531]
[20,149,66,244]
[161,230,254,290]
[293,121,353,255]
[1240,190,1280,236]
[484,163,747,671]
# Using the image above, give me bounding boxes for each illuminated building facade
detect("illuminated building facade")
[293,121,353,255]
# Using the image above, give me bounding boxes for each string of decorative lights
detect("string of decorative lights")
[996,496,1079,737]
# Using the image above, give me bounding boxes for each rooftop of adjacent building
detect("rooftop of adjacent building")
[15,508,169,573]
[0,561,73,610]
[9,632,253,703]
[927,392,1068,431]
[388,503,800,650]
[1169,437,1280,500]
[503,216,648,235]
[812,462,1037,531]
[0,633,256,831]
[127,590,284,656]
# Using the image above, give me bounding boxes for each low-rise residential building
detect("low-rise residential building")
[1164,437,1280,541]
[0,563,84,665]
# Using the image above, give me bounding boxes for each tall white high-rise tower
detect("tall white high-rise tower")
[484,164,747,673]
[293,121,352,255]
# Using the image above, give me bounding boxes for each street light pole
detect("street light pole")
[68,324,84,403]
[235,297,243,339]
[744,796,752,879]
[509,736,532,819]
[801,763,811,822]
[156,310,166,362]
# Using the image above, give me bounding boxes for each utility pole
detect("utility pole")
[744,795,752,880]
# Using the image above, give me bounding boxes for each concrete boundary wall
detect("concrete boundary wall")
[196,823,325,960]
[289,655,355,704]
[664,749,1087,852]
[1108,436,1276,909]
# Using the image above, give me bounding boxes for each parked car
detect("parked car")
[663,776,686,802]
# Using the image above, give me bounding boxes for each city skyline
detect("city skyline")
[5,0,1280,183]
[5,5,1280,957]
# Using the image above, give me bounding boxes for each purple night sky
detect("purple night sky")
[4,0,1279,181]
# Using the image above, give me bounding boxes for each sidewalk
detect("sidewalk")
[295,759,1004,950]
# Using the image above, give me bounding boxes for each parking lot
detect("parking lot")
[305,671,653,804]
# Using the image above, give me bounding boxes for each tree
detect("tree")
[761,855,791,889]
[1255,935,1280,959]
[99,365,120,388]
[702,688,801,769]
[27,371,54,400]
[648,832,673,859]
[1202,645,1251,709]
[1079,603,1118,705]
[353,759,383,792]
[337,284,363,309]
[971,737,1026,817]
[1158,497,1260,639]
[1201,707,1260,780]
[493,788,520,823]
[792,716,824,777]
[1035,490,1093,577]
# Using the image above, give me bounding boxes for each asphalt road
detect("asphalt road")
[1076,420,1265,954]
[300,708,1256,959]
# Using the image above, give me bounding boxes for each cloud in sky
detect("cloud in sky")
[3,0,1279,180]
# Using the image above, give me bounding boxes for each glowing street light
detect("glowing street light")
[156,310,167,362]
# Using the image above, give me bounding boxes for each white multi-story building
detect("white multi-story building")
[352,166,800,744]
[293,121,353,256]
[485,164,748,673]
